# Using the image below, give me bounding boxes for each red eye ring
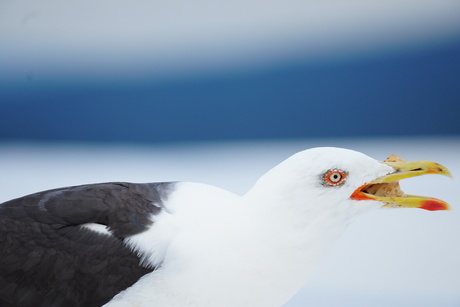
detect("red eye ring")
[323,169,347,186]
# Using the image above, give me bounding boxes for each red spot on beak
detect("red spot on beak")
[420,199,450,211]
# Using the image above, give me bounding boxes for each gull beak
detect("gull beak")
[351,161,452,211]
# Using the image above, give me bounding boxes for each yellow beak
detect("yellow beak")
[351,161,452,211]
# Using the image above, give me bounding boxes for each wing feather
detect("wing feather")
[0,182,174,306]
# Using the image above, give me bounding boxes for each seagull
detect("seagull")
[0,147,451,307]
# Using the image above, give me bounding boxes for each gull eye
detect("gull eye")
[323,169,347,186]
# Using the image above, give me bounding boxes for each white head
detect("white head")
[245,148,388,220]
[244,147,450,226]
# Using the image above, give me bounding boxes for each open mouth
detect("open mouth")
[351,155,452,211]
[362,181,405,198]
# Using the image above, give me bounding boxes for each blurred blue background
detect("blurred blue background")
[1,0,459,144]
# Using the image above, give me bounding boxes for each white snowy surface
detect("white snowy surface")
[0,137,459,306]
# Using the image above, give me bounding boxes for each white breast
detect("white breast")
[105,182,350,307]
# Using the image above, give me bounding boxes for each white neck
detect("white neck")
[240,184,353,305]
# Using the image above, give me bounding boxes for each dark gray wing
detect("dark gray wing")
[0,182,174,307]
